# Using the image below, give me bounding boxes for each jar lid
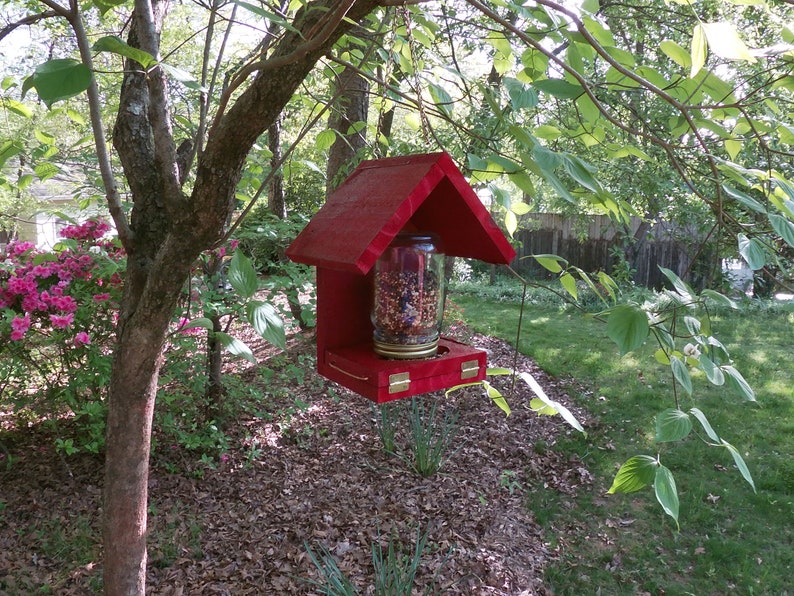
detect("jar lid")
[391,231,443,250]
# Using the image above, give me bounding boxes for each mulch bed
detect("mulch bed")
[0,331,594,594]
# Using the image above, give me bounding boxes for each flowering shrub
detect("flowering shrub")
[0,219,124,451]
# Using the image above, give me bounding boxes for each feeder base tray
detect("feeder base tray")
[320,337,487,403]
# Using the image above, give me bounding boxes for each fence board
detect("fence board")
[511,214,702,289]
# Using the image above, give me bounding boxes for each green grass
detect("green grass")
[452,282,794,595]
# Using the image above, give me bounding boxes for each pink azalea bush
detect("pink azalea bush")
[0,219,124,450]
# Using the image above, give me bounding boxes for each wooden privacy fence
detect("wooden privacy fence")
[510,213,705,289]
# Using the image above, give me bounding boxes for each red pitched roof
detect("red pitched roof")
[287,152,516,274]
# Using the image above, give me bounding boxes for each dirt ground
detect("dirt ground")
[0,331,594,594]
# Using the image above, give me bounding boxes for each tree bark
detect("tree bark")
[326,62,370,194]
[267,118,287,219]
[101,1,383,593]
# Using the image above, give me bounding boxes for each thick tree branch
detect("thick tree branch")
[193,0,382,247]
[62,0,133,245]
[132,0,184,216]
[214,0,358,125]
[0,10,58,43]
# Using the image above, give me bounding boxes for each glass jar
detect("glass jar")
[372,232,445,359]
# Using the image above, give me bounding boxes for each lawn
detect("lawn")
[452,278,794,595]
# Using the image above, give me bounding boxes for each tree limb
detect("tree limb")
[0,10,58,44]
[64,0,133,245]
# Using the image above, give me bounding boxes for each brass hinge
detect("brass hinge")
[460,360,480,380]
[388,372,410,394]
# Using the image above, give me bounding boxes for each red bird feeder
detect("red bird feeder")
[286,152,516,403]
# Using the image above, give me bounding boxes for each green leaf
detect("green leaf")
[532,78,583,99]
[92,35,156,68]
[508,171,535,196]
[725,139,742,160]
[660,40,691,69]
[769,214,794,249]
[22,59,92,108]
[606,304,649,355]
[654,465,680,528]
[66,108,85,125]
[543,169,577,204]
[699,354,725,386]
[608,455,657,494]
[721,439,756,493]
[530,397,558,416]
[482,380,511,416]
[658,267,694,302]
[227,251,259,299]
[0,140,23,169]
[534,124,561,140]
[510,201,532,215]
[178,317,214,331]
[521,372,585,434]
[533,254,565,273]
[233,1,299,33]
[246,300,286,350]
[560,272,578,300]
[701,22,757,63]
[690,24,707,78]
[215,332,256,363]
[1,98,33,118]
[722,184,766,213]
[689,407,720,443]
[315,129,336,151]
[159,63,206,92]
[504,210,518,237]
[34,162,60,181]
[654,349,671,365]
[91,0,128,15]
[504,77,539,110]
[700,289,737,308]
[655,409,692,442]
[722,365,755,401]
[428,82,453,118]
[670,355,693,396]
[597,271,618,301]
[683,315,701,336]
[561,154,602,194]
[737,233,765,270]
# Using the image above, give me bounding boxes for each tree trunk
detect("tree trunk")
[101,1,382,593]
[326,61,370,194]
[102,263,189,594]
[267,118,287,219]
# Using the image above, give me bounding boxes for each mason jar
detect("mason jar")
[372,232,445,359]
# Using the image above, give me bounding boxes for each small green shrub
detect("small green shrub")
[304,525,439,595]
[372,402,400,454]
[407,398,460,477]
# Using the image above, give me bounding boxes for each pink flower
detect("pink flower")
[74,331,91,346]
[53,295,77,313]
[229,239,240,250]
[21,293,45,312]
[31,264,55,278]
[11,314,31,334]
[7,276,37,295]
[93,293,111,302]
[49,313,74,329]
[8,241,34,256]
[176,317,203,336]
[10,329,25,341]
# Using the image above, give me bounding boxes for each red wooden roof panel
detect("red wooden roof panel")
[287,152,516,273]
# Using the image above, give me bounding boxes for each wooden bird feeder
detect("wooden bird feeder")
[286,152,516,403]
